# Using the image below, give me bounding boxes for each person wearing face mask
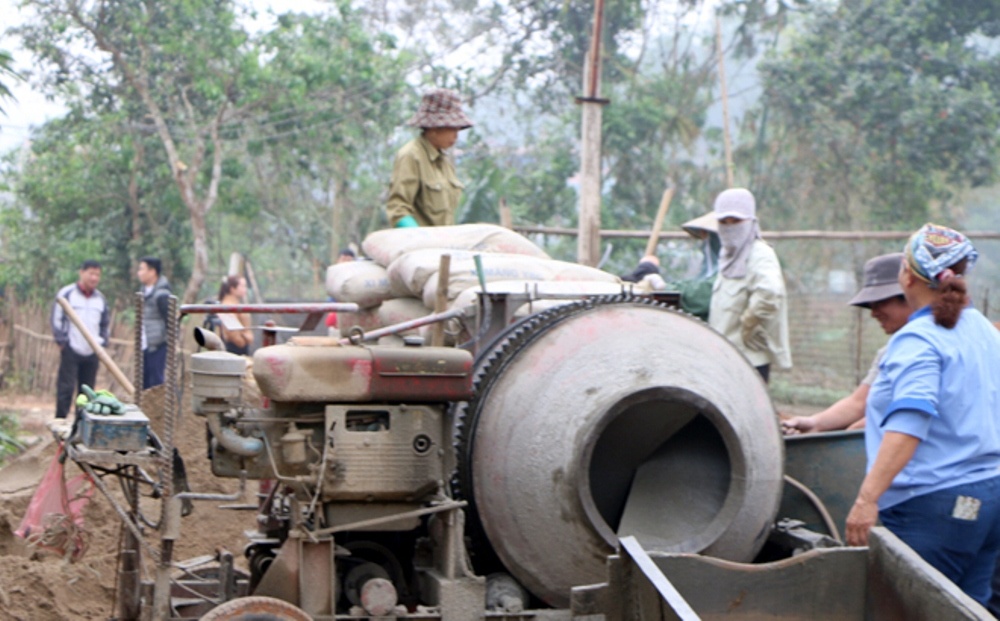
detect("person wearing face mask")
[707,188,792,383]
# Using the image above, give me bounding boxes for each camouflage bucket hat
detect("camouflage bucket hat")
[406,88,474,130]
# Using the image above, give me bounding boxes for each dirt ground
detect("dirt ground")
[0,389,253,621]
[0,387,820,621]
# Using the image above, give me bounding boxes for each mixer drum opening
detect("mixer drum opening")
[585,387,742,555]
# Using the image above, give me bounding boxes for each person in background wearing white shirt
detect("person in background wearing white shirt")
[51,259,110,418]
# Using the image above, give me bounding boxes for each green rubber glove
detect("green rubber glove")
[395,215,419,228]
[80,384,125,416]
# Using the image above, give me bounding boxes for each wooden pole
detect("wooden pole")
[644,187,675,257]
[56,296,135,399]
[715,13,734,187]
[577,0,608,267]
[499,198,513,229]
[431,254,451,347]
[245,260,264,305]
[227,252,244,278]
[329,178,340,266]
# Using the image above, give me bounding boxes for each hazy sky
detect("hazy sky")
[0,0,329,154]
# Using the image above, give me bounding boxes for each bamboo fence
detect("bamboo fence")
[0,301,135,398]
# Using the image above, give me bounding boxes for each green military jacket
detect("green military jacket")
[385,136,465,227]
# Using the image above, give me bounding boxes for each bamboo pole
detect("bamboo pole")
[644,187,675,256]
[56,297,135,399]
[431,254,452,347]
[511,225,1000,241]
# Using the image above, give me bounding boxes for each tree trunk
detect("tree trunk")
[184,202,209,304]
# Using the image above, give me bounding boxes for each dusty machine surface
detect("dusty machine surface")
[58,292,987,620]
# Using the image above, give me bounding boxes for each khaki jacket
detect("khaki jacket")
[709,240,792,369]
[386,136,464,227]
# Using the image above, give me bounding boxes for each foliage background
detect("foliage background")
[1,0,1000,398]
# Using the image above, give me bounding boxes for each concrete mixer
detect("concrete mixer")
[58,292,993,620]
[175,294,783,617]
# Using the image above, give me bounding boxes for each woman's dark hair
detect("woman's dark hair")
[932,257,969,329]
[218,275,243,300]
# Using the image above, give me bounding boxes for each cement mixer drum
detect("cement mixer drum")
[454,295,784,607]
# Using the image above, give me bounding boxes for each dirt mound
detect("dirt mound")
[0,387,255,620]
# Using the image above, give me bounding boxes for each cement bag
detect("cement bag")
[325,260,397,309]
[449,280,627,315]
[336,306,383,337]
[388,248,480,299]
[362,224,550,267]
[389,249,533,299]
[423,256,621,308]
[376,297,430,336]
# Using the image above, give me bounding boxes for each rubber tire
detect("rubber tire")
[199,596,311,621]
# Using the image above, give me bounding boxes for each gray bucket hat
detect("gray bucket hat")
[406,88,474,130]
[848,252,905,308]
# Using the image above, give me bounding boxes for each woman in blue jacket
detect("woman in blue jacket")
[846,223,1000,606]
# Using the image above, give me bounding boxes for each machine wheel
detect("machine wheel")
[199,596,311,621]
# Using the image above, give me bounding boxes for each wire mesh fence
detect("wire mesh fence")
[769,236,1000,404]
[4,234,999,408]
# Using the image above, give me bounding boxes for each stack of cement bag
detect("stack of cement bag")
[325,224,625,344]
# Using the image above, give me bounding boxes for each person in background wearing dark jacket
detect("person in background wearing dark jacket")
[137,256,172,388]
[51,259,110,419]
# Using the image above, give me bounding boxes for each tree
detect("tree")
[242,6,409,276]
[0,49,21,119]
[755,0,1000,232]
[16,0,267,302]
[4,111,187,304]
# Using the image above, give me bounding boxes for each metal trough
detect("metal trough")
[572,530,994,620]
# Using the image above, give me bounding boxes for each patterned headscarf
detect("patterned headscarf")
[904,223,978,288]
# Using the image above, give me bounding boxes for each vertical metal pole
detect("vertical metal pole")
[152,296,180,619]
[117,468,143,620]
[134,292,144,410]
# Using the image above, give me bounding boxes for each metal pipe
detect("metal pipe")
[309,500,468,537]
[206,414,264,457]
[180,302,359,316]
[175,471,247,502]
[339,307,467,345]
[193,326,225,351]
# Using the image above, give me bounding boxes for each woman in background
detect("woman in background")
[218,275,254,355]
